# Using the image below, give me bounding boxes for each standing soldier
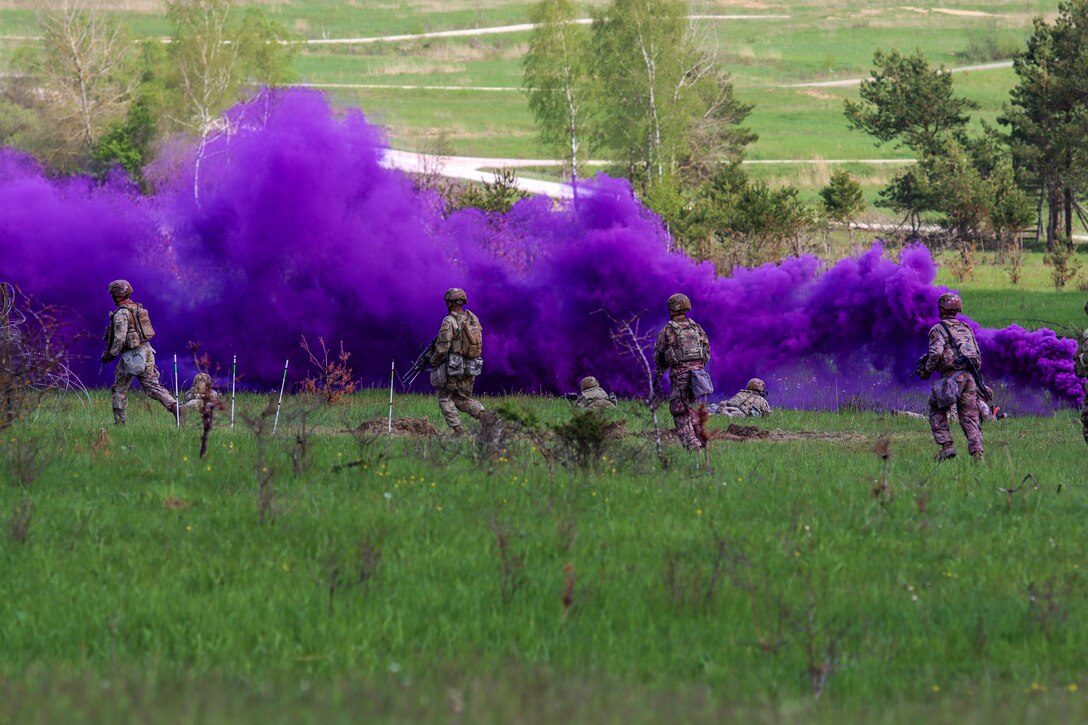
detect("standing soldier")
[653,293,711,450]
[919,293,984,461]
[715,378,772,418]
[429,288,486,435]
[1077,300,1088,445]
[99,279,178,425]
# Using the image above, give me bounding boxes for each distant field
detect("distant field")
[1,1,1083,222]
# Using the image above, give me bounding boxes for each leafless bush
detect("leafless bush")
[662,528,731,610]
[488,515,526,605]
[240,398,280,524]
[299,336,358,404]
[1,283,87,430]
[313,533,385,617]
[1,437,50,488]
[8,499,34,544]
[600,310,668,472]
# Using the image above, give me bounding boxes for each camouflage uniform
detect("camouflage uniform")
[717,389,771,418]
[431,308,485,430]
[653,318,711,450]
[183,373,221,410]
[104,300,177,424]
[923,318,984,457]
[575,377,615,410]
[1076,319,1088,445]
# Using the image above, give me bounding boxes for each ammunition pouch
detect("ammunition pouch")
[689,369,714,398]
[446,353,483,378]
[930,376,960,411]
[429,363,448,390]
[120,348,147,376]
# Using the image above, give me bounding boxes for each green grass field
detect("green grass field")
[2,386,1087,722]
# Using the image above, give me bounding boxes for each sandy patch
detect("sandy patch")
[355,416,439,436]
[901,6,995,17]
[0,0,282,9]
[707,0,774,9]
[369,61,468,77]
[798,88,839,101]
[710,425,868,443]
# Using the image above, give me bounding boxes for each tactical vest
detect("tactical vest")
[112,303,156,349]
[450,310,483,359]
[665,320,706,366]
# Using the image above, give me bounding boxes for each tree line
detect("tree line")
[0,0,296,186]
[524,0,1088,282]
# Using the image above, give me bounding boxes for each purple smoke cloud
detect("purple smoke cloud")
[0,89,1081,412]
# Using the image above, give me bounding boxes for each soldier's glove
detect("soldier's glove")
[100,352,115,364]
[919,370,931,380]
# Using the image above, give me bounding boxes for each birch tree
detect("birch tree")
[523,0,592,186]
[24,0,136,168]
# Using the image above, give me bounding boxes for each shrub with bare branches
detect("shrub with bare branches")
[299,335,357,404]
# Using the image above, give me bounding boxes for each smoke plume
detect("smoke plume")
[0,90,1081,411]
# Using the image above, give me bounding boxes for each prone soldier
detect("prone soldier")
[429,288,486,435]
[919,293,985,461]
[713,378,771,418]
[653,293,711,450]
[572,376,616,410]
[183,373,221,411]
[99,280,178,425]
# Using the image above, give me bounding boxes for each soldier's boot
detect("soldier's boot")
[448,424,466,439]
[112,408,126,425]
[935,444,956,463]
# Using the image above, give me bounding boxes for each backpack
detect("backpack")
[113,303,156,347]
[458,310,483,359]
[668,320,706,364]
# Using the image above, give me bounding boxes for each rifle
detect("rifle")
[910,353,928,379]
[561,392,581,405]
[403,336,437,388]
[939,321,992,401]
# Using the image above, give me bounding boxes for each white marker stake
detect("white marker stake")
[387,359,395,434]
[272,359,289,435]
[230,354,237,429]
[173,354,181,429]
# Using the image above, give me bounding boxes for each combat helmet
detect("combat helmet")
[746,378,767,396]
[580,376,599,391]
[937,292,962,317]
[444,287,467,306]
[108,279,133,299]
[667,293,691,315]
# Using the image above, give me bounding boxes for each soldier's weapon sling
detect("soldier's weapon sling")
[939,322,992,401]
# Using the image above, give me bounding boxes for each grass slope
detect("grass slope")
[1,389,1086,721]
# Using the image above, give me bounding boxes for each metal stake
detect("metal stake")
[272,359,288,435]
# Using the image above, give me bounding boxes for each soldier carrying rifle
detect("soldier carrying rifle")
[918,293,988,462]
[427,288,486,436]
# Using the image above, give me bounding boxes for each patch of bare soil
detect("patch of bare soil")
[707,425,867,443]
[355,417,439,437]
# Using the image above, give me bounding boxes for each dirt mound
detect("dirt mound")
[767,429,867,442]
[707,425,865,443]
[356,417,439,436]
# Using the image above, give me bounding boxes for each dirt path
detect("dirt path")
[378,149,919,199]
[787,60,1013,88]
[302,16,790,45]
